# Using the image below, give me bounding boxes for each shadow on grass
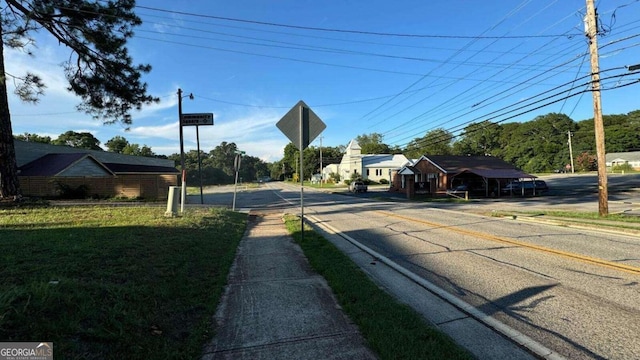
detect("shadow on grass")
[283,215,472,360]
[0,207,246,360]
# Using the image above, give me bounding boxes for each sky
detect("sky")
[6,0,640,162]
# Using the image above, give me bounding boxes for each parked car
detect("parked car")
[501,180,548,195]
[349,180,368,193]
[446,184,469,194]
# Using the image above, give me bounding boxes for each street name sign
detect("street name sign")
[181,113,214,126]
[276,101,325,150]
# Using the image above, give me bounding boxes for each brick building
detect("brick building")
[15,140,179,199]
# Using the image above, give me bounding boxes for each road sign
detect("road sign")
[181,113,214,126]
[276,100,325,150]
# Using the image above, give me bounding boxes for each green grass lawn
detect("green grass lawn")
[0,205,245,359]
[283,215,472,360]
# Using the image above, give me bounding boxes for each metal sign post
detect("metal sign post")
[181,112,214,208]
[232,150,245,211]
[277,101,326,240]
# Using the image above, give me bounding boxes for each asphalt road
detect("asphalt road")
[192,174,640,359]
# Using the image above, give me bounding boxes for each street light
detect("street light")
[177,88,193,213]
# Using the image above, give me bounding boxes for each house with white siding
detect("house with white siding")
[327,139,409,183]
[606,151,640,170]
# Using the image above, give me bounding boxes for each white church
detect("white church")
[322,139,410,184]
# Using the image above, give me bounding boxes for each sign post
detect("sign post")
[181,113,214,207]
[232,150,245,211]
[277,101,326,240]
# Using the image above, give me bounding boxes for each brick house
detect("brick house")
[15,140,179,199]
[393,155,534,198]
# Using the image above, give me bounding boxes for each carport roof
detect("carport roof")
[413,155,533,179]
[457,168,535,179]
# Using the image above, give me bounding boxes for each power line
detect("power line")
[354,1,583,127]
[394,71,640,150]
[381,44,589,143]
[134,35,425,77]
[135,5,577,39]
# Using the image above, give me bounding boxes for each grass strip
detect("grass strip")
[283,214,472,360]
[489,210,640,223]
[0,205,246,359]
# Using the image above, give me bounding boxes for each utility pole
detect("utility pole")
[585,0,608,216]
[177,88,193,213]
[568,130,575,174]
[177,88,186,213]
[319,135,323,187]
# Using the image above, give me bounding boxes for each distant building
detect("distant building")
[327,139,410,183]
[606,151,640,170]
[395,154,533,198]
[15,140,179,199]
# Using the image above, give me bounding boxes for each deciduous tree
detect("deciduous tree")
[105,136,130,153]
[356,133,392,154]
[14,132,51,144]
[404,128,453,159]
[52,131,102,150]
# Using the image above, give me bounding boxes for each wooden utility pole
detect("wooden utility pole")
[585,0,608,216]
[568,130,575,174]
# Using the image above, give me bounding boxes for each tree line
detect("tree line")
[15,131,161,158]
[15,131,270,186]
[275,110,640,182]
[404,111,640,173]
[14,108,640,190]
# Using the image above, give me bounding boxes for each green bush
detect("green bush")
[379,179,389,184]
[611,163,634,173]
[54,182,90,199]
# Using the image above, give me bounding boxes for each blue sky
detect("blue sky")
[7,0,640,162]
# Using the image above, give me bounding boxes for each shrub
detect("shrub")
[54,182,90,199]
[380,179,389,184]
[611,163,634,173]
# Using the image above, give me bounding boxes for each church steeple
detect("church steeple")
[346,139,361,157]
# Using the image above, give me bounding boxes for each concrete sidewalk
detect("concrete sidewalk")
[201,211,376,360]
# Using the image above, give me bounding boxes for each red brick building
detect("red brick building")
[15,140,179,200]
[392,155,533,199]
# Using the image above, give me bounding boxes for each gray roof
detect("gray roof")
[398,155,533,179]
[14,140,176,168]
[361,154,409,168]
[606,151,640,162]
[18,153,114,176]
[18,153,179,176]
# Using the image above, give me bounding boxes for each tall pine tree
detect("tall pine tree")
[0,0,158,199]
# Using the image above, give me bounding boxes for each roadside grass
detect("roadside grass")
[283,215,472,360]
[489,209,640,233]
[490,209,640,223]
[0,206,245,359]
